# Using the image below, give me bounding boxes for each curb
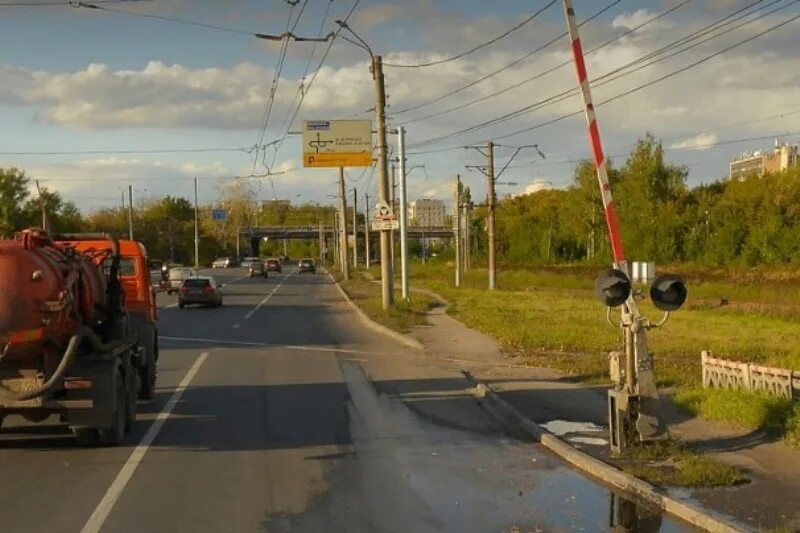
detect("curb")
[462,370,751,533]
[325,270,425,351]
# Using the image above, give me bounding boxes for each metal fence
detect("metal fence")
[701,351,799,399]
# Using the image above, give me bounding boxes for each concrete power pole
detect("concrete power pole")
[487,141,496,290]
[352,187,358,269]
[128,184,134,241]
[35,180,48,231]
[390,163,396,269]
[373,54,393,309]
[332,213,339,268]
[454,174,462,288]
[338,167,350,280]
[194,177,199,269]
[364,193,371,268]
[398,125,409,300]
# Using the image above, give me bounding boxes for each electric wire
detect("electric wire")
[383,0,558,68]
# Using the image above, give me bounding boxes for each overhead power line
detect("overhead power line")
[0,0,148,5]
[408,0,795,152]
[74,1,333,41]
[383,0,558,68]
[390,1,623,116]
[400,0,692,125]
[0,146,256,156]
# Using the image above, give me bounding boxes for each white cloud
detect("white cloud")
[670,132,719,151]
[612,10,655,30]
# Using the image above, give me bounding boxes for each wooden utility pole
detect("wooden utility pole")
[487,141,496,290]
[338,167,350,280]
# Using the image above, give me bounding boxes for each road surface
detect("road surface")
[0,266,689,532]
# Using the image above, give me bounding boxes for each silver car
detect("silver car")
[178,276,223,308]
[167,267,198,294]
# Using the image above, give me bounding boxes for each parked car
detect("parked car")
[240,256,259,269]
[212,257,238,268]
[248,259,267,278]
[298,258,316,274]
[265,258,282,273]
[178,276,223,308]
[167,267,198,294]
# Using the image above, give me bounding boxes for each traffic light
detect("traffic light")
[649,274,687,311]
[594,269,631,308]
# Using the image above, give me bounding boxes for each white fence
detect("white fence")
[701,351,799,399]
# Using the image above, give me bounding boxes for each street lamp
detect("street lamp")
[335,19,394,309]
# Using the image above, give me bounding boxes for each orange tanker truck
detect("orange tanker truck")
[0,228,158,446]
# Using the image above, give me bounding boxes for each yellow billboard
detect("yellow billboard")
[302,120,373,168]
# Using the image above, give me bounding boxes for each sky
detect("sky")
[0,0,799,213]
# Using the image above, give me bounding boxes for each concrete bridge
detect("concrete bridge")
[240,225,452,256]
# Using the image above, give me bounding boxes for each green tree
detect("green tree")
[0,168,30,237]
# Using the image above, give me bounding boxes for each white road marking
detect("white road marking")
[80,351,210,533]
[232,323,241,329]
[160,335,377,356]
[243,270,294,320]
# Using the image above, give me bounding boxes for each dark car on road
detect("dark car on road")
[178,276,223,308]
[298,258,316,274]
[265,258,282,273]
[248,259,267,278]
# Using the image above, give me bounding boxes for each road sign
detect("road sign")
[372,200,395,220]
[302,120,372,168]
[371,219,399,231]
[211,208,227,221]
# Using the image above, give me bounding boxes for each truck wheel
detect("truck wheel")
[138,324,157,401]
[72,427,98,447]
[98,371,126,447]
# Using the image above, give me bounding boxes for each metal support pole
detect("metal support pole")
[563,0,664,447]
[398,126,409,300]
[35,180,47,231]
[332,214,339,268]
[373,54,393,309]
[352,187,358,269]
[194,177,199,268]
[487,141,496,290]
[454,175,462,288]
[365,193,371,268]
[338,167,350,280]
[127,184,134,241]
[390,163,396,269]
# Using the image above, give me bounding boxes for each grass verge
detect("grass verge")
[618,440,748,488]
[338,272,437,334]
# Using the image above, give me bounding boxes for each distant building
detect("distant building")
[729,141,799,180]
[408,198,445,227]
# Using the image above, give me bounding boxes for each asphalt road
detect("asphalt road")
[0,266,690,532]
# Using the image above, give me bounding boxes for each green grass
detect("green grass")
[339,274,437,334]
[369,261,800,444]
[618,439,748,488]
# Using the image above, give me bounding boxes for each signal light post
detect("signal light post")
[564,0,687,453]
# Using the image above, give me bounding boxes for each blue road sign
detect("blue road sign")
[212,208,227,221]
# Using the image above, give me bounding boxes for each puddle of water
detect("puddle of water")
[568,436,609,446]
[541,419,606,436]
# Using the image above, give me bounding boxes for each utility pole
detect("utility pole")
[352,187,358,269]
[35,180,48,231]
[332,213,339,268]
[454,174,462,288]
[364,193,371,268]
[373,54,393,309]
[390,163,396,268]
[127,184,134,241]
[194,177,199,269]
[487,141,496,290]
[338,167,350,280]
[398,125,409,300]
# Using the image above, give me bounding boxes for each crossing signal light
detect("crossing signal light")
[595,269,631,308]
[649,275,687,312]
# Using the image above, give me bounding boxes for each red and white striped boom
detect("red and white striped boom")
[562,0,626,272]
